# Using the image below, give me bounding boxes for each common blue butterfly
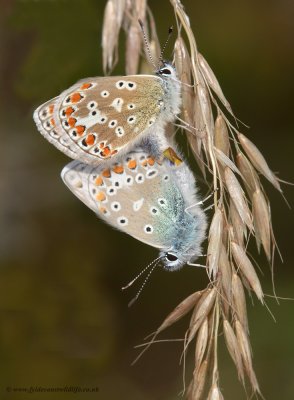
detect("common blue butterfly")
[33,63,181,166]
[61,142,207,271]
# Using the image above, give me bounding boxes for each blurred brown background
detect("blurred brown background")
[0,0,293,399]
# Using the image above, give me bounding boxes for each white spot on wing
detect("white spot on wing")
[135,173,144,183]
[107,187,117,196]
[116,80,126,89]
[111,98,124,112]
[101,90,109,97]
[98,115,108,124]
[115,126,125,137]
[127,115,136,124]
[87,101,98,110]
[108,120,117,128]
[144,224,154,234]
[146,169,158,179]
[117,216,128,226]
[111,201,121,212]
[126,82,136,90]
[133,198,144,211]
[125,176,133,185]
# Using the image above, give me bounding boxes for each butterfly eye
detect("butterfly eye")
[160,68,172,75]
[165,253,178,262]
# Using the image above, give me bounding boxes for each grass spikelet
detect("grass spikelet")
[195,317,208,368]
[156,291,203,334]
[224,167,253,231]
[252,189,271,260]
[238,133,282,192]
[223,320,245,385]
[197,76,214,139]
[190,360,208,400]
[125,22,142,75]
[174,37,192,83]
[219,245,232,317]
[214,115,230,156]
[232,273,249,333]
[231,242,264,302]
[207,208,223,278]
[215,148,242,177]
[235,320,261,394]
[102,0,125,73]
[236,152,261,197]
[198,52,232,114]
[187,288,216,347]
[230,199,246,247]
[208,383,224,400]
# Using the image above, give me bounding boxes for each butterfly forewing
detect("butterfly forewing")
[61,150,189,250]
[34,75,165,165]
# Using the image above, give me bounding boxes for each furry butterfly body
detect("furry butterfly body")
[61,144,207,271]
[34,64,181,165]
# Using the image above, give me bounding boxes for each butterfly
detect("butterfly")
[33,62,181,166]
[61,142,207,271]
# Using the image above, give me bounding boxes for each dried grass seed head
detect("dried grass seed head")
[214,115,230,156]
[232,273,249,333]
[223,319,245,384]
[231,241,264,302]
[207,207,223,278]
[236,152,261,197]
[224,167,253,231]
[238,133,282,192]
[252,189,272,261]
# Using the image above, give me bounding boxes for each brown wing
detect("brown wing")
[34,75,164,164]
[33,97,79,159]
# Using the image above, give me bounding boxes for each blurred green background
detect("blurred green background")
[0,0,293,399]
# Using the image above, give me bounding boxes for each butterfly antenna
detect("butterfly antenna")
[138,19,157,69]
[158,26,173,67]
[128,260,160,307]
[121,255,162,291]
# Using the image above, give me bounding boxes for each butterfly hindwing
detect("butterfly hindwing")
[33,97,79,160]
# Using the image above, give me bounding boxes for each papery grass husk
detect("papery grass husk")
[101,1,283,399]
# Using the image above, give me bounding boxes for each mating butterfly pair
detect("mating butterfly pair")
[33,62,207,271]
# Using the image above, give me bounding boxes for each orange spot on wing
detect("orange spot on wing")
[80,83,92,90]
[86,134,95,146]
[76,125,85,135]
[50,118,55,127]
[95,176,103,186]
[70,93,83,103]
[102,169,111,178]
[147,157,155,166]
[48,104,54,114]
[128,160,137,169]
[96,192,106,202]
[65,107,75,117]
[101,147,111,157]
[141,160,148,167]
[99,206,108,214]
[113,165,124,174]
[68,117,77,128]
[111,149,118,156]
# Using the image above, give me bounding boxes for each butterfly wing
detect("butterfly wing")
[61,149,198,251]
[33,96,79,159]
[34,76,165,165]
